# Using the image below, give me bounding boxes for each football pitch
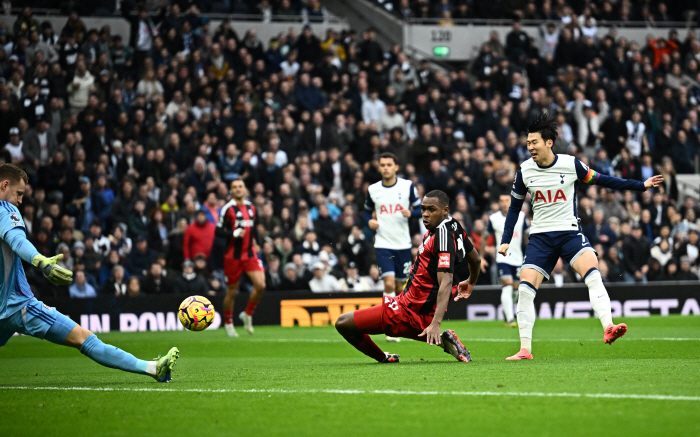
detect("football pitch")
[1,316,699,437]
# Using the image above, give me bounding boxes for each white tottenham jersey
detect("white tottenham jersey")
[512,154,580,234]
[364,177,420,250]
[488,211,528,265]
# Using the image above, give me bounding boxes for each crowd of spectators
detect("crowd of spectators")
[378,0,696,24]
[3,0,328,21]
[0,1,699,300]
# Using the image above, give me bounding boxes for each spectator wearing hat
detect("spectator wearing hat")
[339,262,370,291]
[125,235,155,277]
[281,262,309,291]
[183,210,216,261]
[674,256,699,281]
[4,127,24,165]
[309,262,341,292]
[174,260,208,295]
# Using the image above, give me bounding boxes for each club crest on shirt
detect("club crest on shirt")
[9,212,20,222]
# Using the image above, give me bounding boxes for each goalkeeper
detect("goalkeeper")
[0,164,179,382]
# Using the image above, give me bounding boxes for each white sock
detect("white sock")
[584,269,613,328]
[501,284,515,322]
[146,361,157,376]
[383,291,396,298]
[516,283,537,353]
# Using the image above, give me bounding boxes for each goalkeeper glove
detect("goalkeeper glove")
[32,254,73,286]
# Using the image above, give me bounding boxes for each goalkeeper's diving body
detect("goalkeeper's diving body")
[0,164,179,382]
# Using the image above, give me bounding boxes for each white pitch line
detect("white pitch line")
[0,386,698,402]
[245,337,700,343]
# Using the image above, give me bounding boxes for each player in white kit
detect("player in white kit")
[364,152,421,342]
[499,113,664,360]
[485,194,528,327]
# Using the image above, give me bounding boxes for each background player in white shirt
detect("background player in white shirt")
[484,193,528,327]
[364,152,421,342]
[499,113,663,360]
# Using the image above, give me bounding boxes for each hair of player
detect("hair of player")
[424,190,450,208]
[0,163,28,185]
[378,152,397,164]
[527,112,558,145]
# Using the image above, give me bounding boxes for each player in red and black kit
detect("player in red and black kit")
[216,179,266,337]
[335,190,482,363]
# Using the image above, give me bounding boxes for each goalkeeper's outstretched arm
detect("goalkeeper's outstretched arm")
[4,227,73,285]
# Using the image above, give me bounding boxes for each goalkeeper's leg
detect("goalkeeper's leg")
[57,322,176,381]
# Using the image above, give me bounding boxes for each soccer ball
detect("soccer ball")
[178,296,216,331]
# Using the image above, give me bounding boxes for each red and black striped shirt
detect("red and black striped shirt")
[399,217,472,316]
[216,200,258,260]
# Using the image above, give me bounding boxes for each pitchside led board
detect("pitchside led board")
[38,283,700,333]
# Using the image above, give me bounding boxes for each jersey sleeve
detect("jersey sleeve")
[511,168,527,199]
[215,204,234,239]
[502,170,526,245]
[0,202,39,263]
[575,158,645,191]
[409,183,420,207]
[363,189,375,223]
[0,201,26,239]
[521,213,530,234]
[485,218,494,236]
[435,225,456,274]
[363,188,375,212]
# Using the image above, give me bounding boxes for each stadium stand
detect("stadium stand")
[0,0,698,300]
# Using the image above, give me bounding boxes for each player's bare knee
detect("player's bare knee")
[335,312,353,332]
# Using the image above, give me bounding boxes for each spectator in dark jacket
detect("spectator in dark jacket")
[281,262,311,290]
[124,236,155,277]
[584,209,617,252]
[622,224,652,282]
[295,73,326,112]
[140,261,174,294]
[174,260,209,294]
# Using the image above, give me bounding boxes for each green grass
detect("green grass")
[2,316,700,437]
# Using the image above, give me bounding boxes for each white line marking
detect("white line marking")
[245,337,700,343]
[0,386,697,402]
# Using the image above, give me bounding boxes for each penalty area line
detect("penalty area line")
[0,386,698,402]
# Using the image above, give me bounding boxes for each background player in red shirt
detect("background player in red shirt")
[335,190,482,363]
[216,179,266,337]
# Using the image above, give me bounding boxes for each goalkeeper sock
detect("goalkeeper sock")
[353,334,387,362]
[244,300,259,316]
[223,310,234,324]
[501,284,515,322]
[80,334,150,375]
[584,268,613,328]
[516,282,537,353]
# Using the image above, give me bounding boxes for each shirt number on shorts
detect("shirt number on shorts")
[384,296,399,311]
[577,233,589,247]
